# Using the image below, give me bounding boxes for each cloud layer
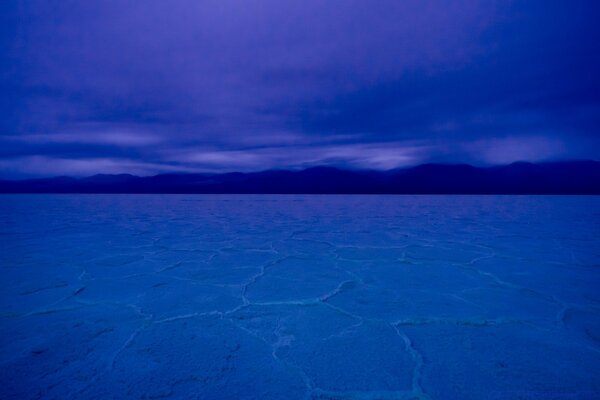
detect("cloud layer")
[1,0,599,176]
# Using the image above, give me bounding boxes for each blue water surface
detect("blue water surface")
[1,195,599,399]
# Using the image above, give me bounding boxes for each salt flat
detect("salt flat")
[0,195,599,399]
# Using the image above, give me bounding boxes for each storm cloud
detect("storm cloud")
[1,0,599,176]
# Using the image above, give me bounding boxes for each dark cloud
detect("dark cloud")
[1,0,599,176]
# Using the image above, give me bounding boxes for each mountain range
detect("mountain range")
[1,161,599,194]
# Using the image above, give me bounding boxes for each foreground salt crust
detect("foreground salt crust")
[0,195,599,399]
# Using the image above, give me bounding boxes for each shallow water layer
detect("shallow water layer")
[0,194,599,400]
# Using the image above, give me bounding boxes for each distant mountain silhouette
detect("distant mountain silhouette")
[1,161,599,194]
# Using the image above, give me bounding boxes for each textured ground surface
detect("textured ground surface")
[0,195,599,399]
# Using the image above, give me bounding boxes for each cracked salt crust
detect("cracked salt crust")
[0,194,599,399]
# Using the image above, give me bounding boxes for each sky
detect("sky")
[1,0,599,177]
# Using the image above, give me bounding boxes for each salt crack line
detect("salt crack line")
[108,327,143,371]
[224,317,315,399]
[311,388,427,400]
[240,256,292,305]
[394,317,526,327]
[153,310,223,324]
[319,280,356,302]
[391,324,430,400]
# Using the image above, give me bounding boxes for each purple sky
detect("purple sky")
[1,0,599,177]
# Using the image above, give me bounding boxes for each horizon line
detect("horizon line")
[2,159,599,181]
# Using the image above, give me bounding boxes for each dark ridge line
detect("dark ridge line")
[1,160,599,194]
